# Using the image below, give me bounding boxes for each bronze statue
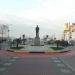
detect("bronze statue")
[35,25,39,36]
[34,25,40,46]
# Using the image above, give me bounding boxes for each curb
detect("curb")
[7,49,70,54]
[58,50,71,53]
[7,49,14,52]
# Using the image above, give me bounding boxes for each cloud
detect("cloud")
[0,0,75,39]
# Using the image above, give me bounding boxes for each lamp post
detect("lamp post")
[8,28,10,49]
[7,24,12,49]
[2,27,3,42]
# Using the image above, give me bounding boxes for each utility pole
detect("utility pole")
[1,25,4,43]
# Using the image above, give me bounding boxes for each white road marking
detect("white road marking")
[3,63,12,66]
[0,68,6,71]
[9,59,15,62]
[60,68,72,73]
[51,57,58,60]
[57,63,65,67]
[59,57,75,72]
[54,60,61,63]
[13,57,18,59]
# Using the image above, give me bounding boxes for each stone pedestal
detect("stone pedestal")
[34,37,40,46]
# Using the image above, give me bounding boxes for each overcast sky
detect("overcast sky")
[0,0,75,39]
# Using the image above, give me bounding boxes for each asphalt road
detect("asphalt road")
[59,55,75,72]
[0,55,75,75]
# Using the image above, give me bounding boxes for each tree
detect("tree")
[0,25,9,42]
[22,34,26,45]
[55,40,61,48]
[16,38,22,48]
[60,40,68,47]
[12,38,21,48]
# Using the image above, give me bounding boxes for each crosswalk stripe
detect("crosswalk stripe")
[0,68,6,71]
[60,68,72,73]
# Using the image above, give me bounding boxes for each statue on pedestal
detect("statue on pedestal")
[34,25,40,46]
[35,25,39,37]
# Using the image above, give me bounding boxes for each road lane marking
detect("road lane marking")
[3,63,12,66]
[57,63,65,67]
[12,57,18,59]
[60,68,72,73]
[0,68,6,71]
[9,59,15,62]
[54,60,61,63]
[51,57,58,60]
[59,57,75,72]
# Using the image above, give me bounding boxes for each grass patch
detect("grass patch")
[51,47,64,50]
[10,47,23,50]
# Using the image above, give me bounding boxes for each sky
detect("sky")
[0,0,75,39]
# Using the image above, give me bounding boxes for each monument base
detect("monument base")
[34,37,40,46]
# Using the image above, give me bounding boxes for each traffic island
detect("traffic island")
[7,49,70,54]
[7,46,70,54]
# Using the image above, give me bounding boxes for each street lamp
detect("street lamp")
[7,24,12,49]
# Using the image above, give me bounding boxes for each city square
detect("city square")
[0,0,75,75]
